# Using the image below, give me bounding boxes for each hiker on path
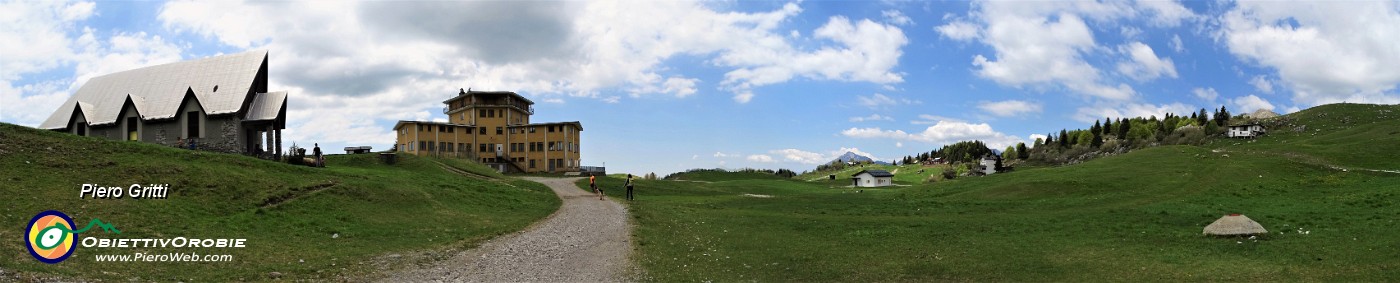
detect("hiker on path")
[591,174,603,200]
[625,174,635,201]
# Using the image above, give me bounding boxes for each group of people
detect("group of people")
[588,174,636,201]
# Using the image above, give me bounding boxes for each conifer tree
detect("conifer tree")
[1016,142,1029,159]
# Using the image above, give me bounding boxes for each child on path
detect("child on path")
[590,175,603,200]
[625,174,635,201]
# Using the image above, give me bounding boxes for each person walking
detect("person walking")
[624,174,635,201]
[590,174,603,200]
[313,143,324,167]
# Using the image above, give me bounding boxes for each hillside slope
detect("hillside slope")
[621,103,1400,281]
[0,123,560,281]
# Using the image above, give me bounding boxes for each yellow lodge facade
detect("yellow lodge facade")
[394,89,582,173]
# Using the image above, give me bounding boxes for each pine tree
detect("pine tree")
[1103,118,1114,136]
[1016,142,1029,159]
[1117,118,1130,138]
[1059,129,1069,148]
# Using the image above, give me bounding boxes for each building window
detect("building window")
[479,127,486,135]
[529,159,536,168]
[419,141,426,152]
[496,127,503,135]
[479,143,489,152]
[479,109,487,117]
[529,127,536,133]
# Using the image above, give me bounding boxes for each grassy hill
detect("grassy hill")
[606,103,1400,281]
[0,123,559,281]
[664,169,788,182]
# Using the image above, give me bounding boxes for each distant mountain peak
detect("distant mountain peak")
[831,151,889,165]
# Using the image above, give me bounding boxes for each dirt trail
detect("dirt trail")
[382,177,633,282]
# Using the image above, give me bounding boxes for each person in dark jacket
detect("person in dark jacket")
[625,174,635,201]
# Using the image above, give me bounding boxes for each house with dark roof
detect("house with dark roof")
[39,50,288,157]
[851,169,894,187]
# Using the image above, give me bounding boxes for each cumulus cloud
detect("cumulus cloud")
[1169,34,1184,53]
[856,93,919,109]
[1027,134,1048,147]
[1219,1,1400,106]
[0,0,183,127]
[747,154,775,163]
[1073,102,1196,122]
[1192,87,1219,102]
[840,120,1023,149]
[1231,95,1275,112]
[935,20,979,41]
[882,10,913,26]
[770,149,827,164]
[849,114,894,122]
[1249,75,1273,94]
[947,1,1194,101]
[977,100,1042,117]
[1116,42,1177,81]
[149,1,912,148]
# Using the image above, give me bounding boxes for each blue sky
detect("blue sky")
[3,0,1399,175]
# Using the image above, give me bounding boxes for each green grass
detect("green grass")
[619,103,1400,281]
[0,123,559,281]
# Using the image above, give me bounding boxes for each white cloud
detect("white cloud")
[1231,95,1275,112]
[977,100,1042,117]
[770,149,827,164]
[856,93,919,109]
[1116,42,1177,81]
[882,10,913,26]
[719,14,909,100]
[1219,1,1400,106]
[1169,34,1184,53]
[947,1,1194,101]
[1120,26,1142,39]
[1027,134,1048,147]
[1192,87,1219,102]
[895,142,903,148]
[692,154,699,160]
[840,120,1023,149]
[1249,75,1273,94]
[1073,102,1196,122]
[714,152,734,158]
[849,114,894,122]
[911,114,964,125]
[935,20,979,41]
[0,0,183,127]
[746,154,775,163]
[541,98,565,104]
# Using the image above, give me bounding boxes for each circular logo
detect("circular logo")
[26,210,77,264]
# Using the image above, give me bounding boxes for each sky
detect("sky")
[3,0,1399,176]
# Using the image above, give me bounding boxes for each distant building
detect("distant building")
[851,169,894,187]
[393,89,582,173]
[344,146,372,154]
[39,50,288,157]
[980,155,1000,175]
[1227,123,1266,138]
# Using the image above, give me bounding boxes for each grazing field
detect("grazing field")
[591,103,1400,281]
[0,123,559,281]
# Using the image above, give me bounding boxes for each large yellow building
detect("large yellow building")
[394,89,582,173]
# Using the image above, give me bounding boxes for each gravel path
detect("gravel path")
[382,177,633,282]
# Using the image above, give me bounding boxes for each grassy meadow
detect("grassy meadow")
[588,103,1400,281]
[0,123,559,281]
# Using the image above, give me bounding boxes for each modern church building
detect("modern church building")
[39,50,288,157]
[394,89,583,173]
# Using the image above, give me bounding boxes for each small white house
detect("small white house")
[851,169,894,187]
[980,155,999,175]
[1227,123,1266,138]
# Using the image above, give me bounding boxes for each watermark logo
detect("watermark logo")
[25,210,120,264]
